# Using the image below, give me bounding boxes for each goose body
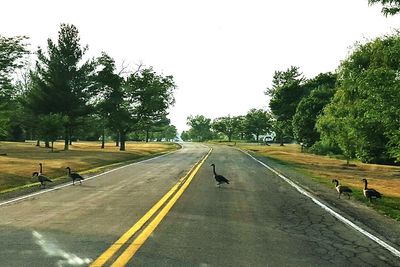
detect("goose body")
[361,178,382,202]
[210,164,229,187]
[32,172,52,188]
[332,179,352,199]
[66,167,84,185]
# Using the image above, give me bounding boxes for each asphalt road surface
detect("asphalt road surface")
[0,143,399,266]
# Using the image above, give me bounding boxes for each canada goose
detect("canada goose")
[32,172,52,188]
[361,178,382,202]
[331,179,352,199]
[210,163,229,187]
[66,167,84,185]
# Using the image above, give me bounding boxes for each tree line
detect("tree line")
[185,25,400,165]
[0,23,177,151]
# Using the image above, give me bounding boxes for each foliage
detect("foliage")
[38,113,66,151]
[212,115,242,142]
[125,67,176,142]
[0,35,29,92]
[26,23,95,150]
[186,115,213,141]
[368,0,400,16]
[292,72,337,147]
[266,66,306,145]
[0,35,29,137]
[317,34,400,163]
[244,109,273,141]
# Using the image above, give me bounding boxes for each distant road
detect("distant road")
[0,143,399,266]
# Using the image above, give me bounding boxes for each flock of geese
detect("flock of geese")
[31,161,382,203]
[32,163,84,187]
[332,178,382,202]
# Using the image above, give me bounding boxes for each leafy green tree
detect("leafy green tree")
[93,52,123,148]
[292,73,337,147]
[180,130,190,141]
[317,34,400,163]
[212,115,241,142]
[38,113,66,151]
[186,115,213,141]
[27,23,95,150]
[0,35,29,92]
[266,66,306,145]
[368,0,400,16]
[126,67,176,142]
[244,109,273,142]
[153,124,177,141]
[0,35,29,138]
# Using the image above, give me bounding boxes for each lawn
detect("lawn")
[0,140,180,193]
[238,143,400,221]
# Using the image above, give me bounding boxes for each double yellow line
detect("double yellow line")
[90,148,212,267]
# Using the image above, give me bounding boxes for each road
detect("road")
[0,143,399,266]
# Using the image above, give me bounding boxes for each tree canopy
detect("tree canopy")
[368,0,400,16]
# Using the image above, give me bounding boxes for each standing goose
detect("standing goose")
[361,178,382,202]
[210,163,229,187]
[66,167,84,185]
[32,172,52,188]
[331,179,352,199]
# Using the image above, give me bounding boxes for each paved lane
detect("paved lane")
[0,143,209,266]
[130,145,400,266]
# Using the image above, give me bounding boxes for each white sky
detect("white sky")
[1,0,400,132]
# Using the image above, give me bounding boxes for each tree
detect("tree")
[27,23,95,150]
[244,109,273,142]
[153,124,177,141]
[186,115,213,142]
[38,113,66,152]
[212,115,241,142]
[0,35,29,91]
[266,66,306,145]
[93,52,123,148]
[317,34,400,163]
[292,72,337,147]
[0,35,29,138]
[126,67,176,142]
[368,0,400,16]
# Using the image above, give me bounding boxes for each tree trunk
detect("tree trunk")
[51,141,54,152]
[115,132,120,147]
[36,140,40,147]
[64,128,69,151]
[101,127,105,149]
[256,133,259,142]
[45,140,50,148]
[119,132,126,151]
[145,129,150,143]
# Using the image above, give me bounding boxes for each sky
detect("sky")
[1,0,400,133]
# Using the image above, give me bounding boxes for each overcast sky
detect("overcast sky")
[1,0,400,132]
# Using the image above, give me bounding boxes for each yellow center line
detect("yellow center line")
[90,148,211,267]
[110,149,212,266]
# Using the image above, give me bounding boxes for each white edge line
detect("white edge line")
[0,149,179,207]
[243,150,400,258]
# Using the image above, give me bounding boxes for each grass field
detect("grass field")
[0,140,180,193]
[238,143,400,221]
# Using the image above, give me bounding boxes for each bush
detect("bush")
[309,140,341,155]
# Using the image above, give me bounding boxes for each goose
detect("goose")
[32,172,52,188]
[66,167,84,185]
[331,179,352,199]
[210,163,229,187]
[361,178,382,202]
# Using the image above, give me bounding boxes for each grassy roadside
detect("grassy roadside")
[237,143,400,221]
[0,141,180,194]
